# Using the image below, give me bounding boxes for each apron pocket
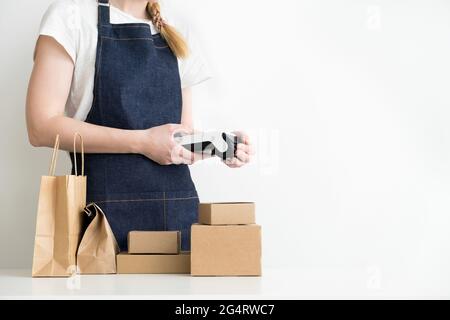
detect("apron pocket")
[98,199,165,251]
[165,191,199,251]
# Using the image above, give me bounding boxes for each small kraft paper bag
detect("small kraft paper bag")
[32,133,86,277]
[77,203,120,274]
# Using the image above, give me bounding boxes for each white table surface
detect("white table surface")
[0,267,448,299]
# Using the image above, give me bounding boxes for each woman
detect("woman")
[26,0,253,251]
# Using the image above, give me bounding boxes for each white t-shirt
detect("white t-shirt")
[39,0,211,121]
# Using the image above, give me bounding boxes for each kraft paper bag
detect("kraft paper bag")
[32,134,87,277]
[77,203,120,274]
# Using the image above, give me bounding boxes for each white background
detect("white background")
[1,0,450,296]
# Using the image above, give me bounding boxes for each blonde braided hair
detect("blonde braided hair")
[147,2,189,59]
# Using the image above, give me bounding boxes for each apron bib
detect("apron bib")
[72,0,198,251]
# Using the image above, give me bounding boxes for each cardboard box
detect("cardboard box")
[127,231,180,254]
[116,252,190,274]
[191,224,261,276]
[198,202,255,225]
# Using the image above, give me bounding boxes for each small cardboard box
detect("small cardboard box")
[198,202,255,225]
[127,231,180,254]
[191,224,261,276]
[116,252,190,274]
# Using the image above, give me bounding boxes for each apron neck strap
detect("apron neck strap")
[98,0,110,26]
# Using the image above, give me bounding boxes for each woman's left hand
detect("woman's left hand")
[224,131,255,168]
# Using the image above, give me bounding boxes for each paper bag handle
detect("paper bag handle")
[48,133,85,176]
[72,133,85,176]
[48,134,60,176]
[84,202,98,218]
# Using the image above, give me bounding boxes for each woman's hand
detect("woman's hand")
[224,131,255,168]
[138,124,197,165]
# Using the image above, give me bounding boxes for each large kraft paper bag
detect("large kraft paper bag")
[77,203,119,274]
[32,134,86,277]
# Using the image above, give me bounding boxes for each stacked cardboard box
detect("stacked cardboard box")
[117,231,190,274]
[191,203,262,276]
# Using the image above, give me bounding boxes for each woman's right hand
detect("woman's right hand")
[138,124,195,165]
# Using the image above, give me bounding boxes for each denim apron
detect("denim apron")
[72,0,199,251]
